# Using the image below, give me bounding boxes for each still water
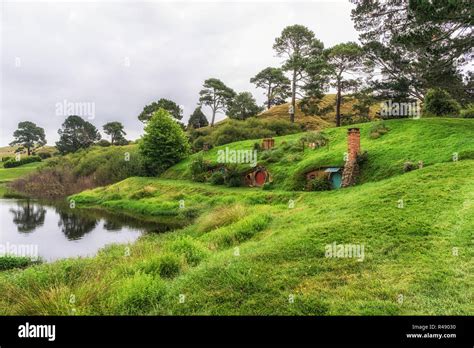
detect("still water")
[0,199,171,261]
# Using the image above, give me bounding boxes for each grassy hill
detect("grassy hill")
[256,94,380,129]
[0,117,472,315]
[0,145,56,160]
[1,158,472,315]
[164,118,474,190]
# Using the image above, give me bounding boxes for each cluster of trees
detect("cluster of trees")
[138,1,472,129]
[9,117,130,156]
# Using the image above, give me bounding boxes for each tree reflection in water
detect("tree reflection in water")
[56,210,98,241]
[9,200,46,233]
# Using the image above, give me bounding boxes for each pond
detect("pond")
[0,198,174,261]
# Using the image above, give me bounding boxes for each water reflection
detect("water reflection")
[1,198,184,261]
[9,201,46,233]
[57,210,99,241]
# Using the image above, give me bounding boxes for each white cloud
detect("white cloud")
[0,1,358,145]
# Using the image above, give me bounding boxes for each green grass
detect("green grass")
[0,157,472,315]
[163,118,474,190]
[0,118,472,315]
[0,162,43,197]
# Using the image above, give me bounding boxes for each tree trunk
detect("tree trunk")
[336,82,342,127]
[267,85,272,109]
[290,69,296,123]
[27,146,31,156]
[211,109,216,127]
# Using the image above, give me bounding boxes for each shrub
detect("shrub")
[356,151,369,165]
[262,181,274,190]
[403,161,416,172]
[308,177,331,191]
[460,105,474,118]
[139,108,190,176]
[209,171,225,185]
[253,142,261,151]
[37,152,52,159]
[224,165,242,187]
[0,256,39,271]
[423,88,461,117]
[3,155,41,168]
[190,156,209,182]
[369,122,390,139]
[97,139,111,147]
[299,132,329,149]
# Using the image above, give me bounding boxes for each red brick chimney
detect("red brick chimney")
[347,128,360,162]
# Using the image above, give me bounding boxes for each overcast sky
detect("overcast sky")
[0,0,359,146]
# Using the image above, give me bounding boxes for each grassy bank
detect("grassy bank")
[1,159,472,315]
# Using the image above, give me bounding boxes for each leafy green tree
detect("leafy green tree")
[228,92,263,120]
[103,121,127,145]
[250,67,291,109]
[273,25,320,122]
[139,108,190,176]
[325,42,365,126]
[56,115,101,154]
[351,0,472,104]
[187,107,209,129]
[9,121,46,155]
[424,88,461,116]
[138,98,183,122]
[199,78,236,126]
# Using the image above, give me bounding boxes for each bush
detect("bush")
[403,161,416,172]
[423,88,461,117]
[0,256,38,271]
[460,105,474,118]
[308,177,331,191]
[97,139,111,147]
[37,152,52,159]
[224,165,242,187]
[3,155,41,168]
[209,171,225,185]
[299,132,329,149]
[369,122,390,139]
[139,108,190,176]
[190,156,209,182]
[188,118,302,150]
[262,181,274,190]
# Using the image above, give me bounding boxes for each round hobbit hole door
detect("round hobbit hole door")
[255,171,267,186]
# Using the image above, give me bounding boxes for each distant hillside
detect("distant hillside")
[257,94,381,129]
[0,145,56,159]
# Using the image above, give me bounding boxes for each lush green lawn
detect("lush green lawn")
[1,158,472,315]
